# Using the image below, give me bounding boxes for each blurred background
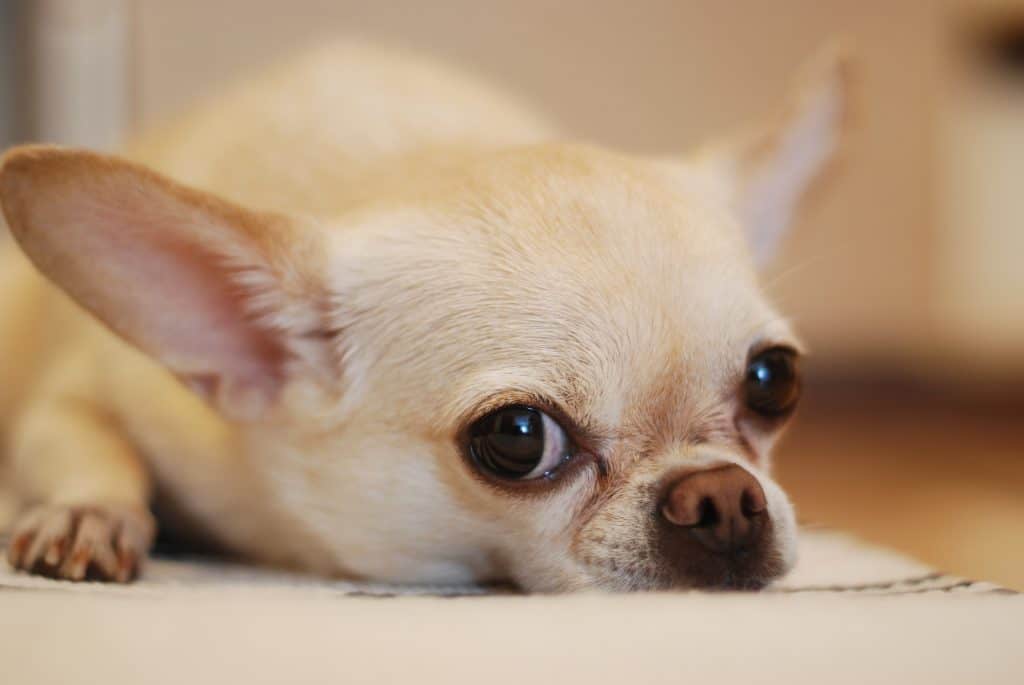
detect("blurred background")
[1,0,1021,587]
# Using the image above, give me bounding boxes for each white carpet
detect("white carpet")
[1,528,1020,684]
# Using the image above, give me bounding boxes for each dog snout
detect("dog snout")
[656,463,778,589]
[661,464,767,553]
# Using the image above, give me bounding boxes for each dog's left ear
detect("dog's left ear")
[696,43,852,265]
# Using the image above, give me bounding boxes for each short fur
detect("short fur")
[0,42,848,590]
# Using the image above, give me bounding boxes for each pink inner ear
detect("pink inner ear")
[14,168,286,412]
[94,204,283,376]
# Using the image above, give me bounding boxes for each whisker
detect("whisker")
[761,237,857,298]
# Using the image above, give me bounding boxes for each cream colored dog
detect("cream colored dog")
[0,43,847,590]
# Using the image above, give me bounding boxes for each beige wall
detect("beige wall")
[128,1,1015,378]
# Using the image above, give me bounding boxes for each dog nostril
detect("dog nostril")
[741,485,765,518]
[695,497,719,528]
[740,487,767,518]
[660,464,769,555]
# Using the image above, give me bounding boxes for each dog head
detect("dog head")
[0,48,848,591]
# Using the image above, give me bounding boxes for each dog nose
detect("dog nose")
[660,464,767,554]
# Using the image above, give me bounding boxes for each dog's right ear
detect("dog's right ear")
[693,43,852,266]
[0,146,332,420]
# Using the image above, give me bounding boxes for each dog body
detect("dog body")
[0,43,847,590]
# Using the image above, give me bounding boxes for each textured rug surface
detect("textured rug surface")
[0,527,1010,597]
[1,528,1021,684]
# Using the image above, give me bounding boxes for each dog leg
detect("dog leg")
[5,396,154,582]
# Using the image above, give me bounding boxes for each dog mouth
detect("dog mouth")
[569,520,788,593]
[649,528,788,592]
[569,566,777,594]
[564,547,784,593]
[680,561,780,592]
[686,573,771,592]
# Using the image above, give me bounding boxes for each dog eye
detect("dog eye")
[468,405,571,480]
[744,347,801,417]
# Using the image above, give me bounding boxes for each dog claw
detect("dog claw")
[6,503,154,583]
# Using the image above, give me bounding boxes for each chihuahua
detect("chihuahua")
[0,42,847,590]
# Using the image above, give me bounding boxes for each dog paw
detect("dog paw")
[6,503,155,582]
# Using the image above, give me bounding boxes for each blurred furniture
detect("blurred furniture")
[12,0,129,148]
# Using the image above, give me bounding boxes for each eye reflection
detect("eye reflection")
[744,347,801,417]
[468,405,572,480]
